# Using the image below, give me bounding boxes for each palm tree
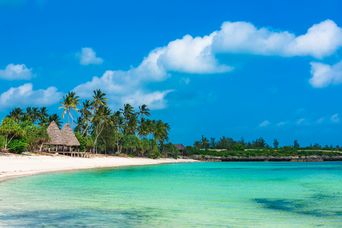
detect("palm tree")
[122,104,137,135]
[60,91,79,125]
[139,104,150,119]
[137,104,150,138]
[92,105,111,153]
[22,107,40,123]
[38,107,49,126]
[8,108,24,122]
[201,135,209,149]
[122,104,134,118]
[76,100,92,136]
[92,89,107,110]
[151,120,170,145]
[48,114,62,128]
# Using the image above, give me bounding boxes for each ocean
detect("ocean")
[0,162,341,227]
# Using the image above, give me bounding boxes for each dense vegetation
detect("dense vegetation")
[184,136,342,157]
[0,91,341,160]
[0,89,178,158]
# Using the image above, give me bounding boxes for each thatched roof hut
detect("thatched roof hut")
[47,121,64,145]
[61,124,80,146]
[175,144,185,151]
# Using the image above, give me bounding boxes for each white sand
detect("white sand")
[0,154,196,182]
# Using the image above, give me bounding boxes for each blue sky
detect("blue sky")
[1,0,342,146]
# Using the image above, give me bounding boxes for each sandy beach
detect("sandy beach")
[0,154,196,182]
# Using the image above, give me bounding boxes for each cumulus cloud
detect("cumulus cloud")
[0,64,33,80]
[156,34,231,74]
[79,47,103,65]
[74,19,342,108]
[309,60,342,88]
[213,20,342,58]
[0,83,63,108]
[122,90,173,110]
[74,70,172,110]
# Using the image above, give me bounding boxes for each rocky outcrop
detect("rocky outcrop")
[191,155,342,162]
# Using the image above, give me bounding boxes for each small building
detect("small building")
[174,144,186,155]
[62,124,81,149]
[45,121,80,152]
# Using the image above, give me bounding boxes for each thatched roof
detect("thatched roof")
[175,144,185,150]
[47,121,64,145]
[46,122,80,147]
[61,124,80,146]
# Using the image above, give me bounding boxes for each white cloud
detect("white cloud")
[74,70,171,110]
[213,20,342,58]
[309,60,342,88]
[259,120,271,127]
[0,83,63,108]
[74,19,342,108]
[121,90,173,110]
[286,20,342,58]
[330,113,340,123]
[157,34,231,74]
[0,64,33,80]
[79,47,103,65]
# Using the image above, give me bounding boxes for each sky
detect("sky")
[0,0,342,146]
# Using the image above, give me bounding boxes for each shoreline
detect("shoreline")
[0,154,196,183]
[192,155,342,162]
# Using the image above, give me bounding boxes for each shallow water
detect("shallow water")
[0,162,341,227]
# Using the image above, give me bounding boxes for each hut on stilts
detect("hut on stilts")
[61,124,81,151]
[44,121,82,156]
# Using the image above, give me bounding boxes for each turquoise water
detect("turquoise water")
[0,162,341,227]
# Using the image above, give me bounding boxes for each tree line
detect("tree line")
[0,89,178,158]
[191,135,341,151]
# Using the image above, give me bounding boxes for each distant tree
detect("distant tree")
[163,143,178,158]
[252,137,267,149]
[273,139,279,149]
[201,135,209,149]
[194,140,201,149]
[293,140,300,149]
[209,137,216,149]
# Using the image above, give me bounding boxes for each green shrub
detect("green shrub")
[148,141,160,159]
[0,135,5,149]
[8,139,28,154]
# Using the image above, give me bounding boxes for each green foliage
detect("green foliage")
[273,139,279,149]
[139,138,151,157]
[20,121,48,151]
[0,117,24,149]
[123,135,140,155]
[187,148,342,158]
[8,139,28,154]
[3,90,172,157]
[148,140,160,159]
[163,143,178,158]
[189,135,342,158]
[0,135,5,149]
[75,132,94,151]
